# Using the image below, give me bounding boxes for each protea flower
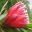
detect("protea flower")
[3,2,29,28]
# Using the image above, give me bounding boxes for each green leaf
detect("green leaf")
[6,0,17,9]
[19,28,28,32]
[0,14,7,20]
[0,0,7,11]
[27,23,32,28]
